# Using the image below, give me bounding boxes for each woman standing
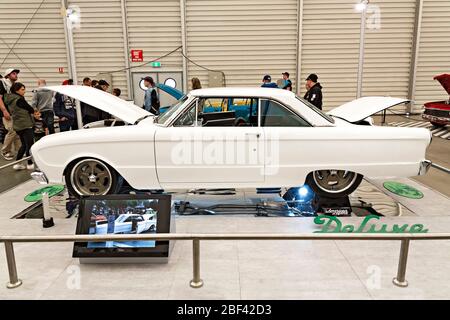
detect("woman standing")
[191,77,202,90]
[4,82,35,170]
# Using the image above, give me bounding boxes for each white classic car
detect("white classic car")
[94,213,156,234]
[30,86,432,198]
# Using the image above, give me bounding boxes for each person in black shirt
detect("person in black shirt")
[304,73,323,110]
[281,72,293,91]
[33,110,48,141]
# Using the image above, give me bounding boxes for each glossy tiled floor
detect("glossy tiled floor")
[0,178,449,299]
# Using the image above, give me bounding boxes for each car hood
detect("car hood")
[327,96,409,123]
[45,85,151,124]
[434,74,450,94]
[156,83,185,100]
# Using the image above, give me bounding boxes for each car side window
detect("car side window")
[197,97,258,127]
[260,99,310,127]
[173,102,197,127]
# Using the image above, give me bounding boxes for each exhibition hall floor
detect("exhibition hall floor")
[0,178,449,300]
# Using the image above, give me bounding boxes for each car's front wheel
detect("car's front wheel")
[65,158,123,197]
[306,170,363,198]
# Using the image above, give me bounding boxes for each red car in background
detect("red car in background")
[422,74,450,127]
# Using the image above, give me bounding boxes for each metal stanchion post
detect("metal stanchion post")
[4,242,22,289]
[190,239,203,288]
[42,192,54,228]
[393,239,410,287]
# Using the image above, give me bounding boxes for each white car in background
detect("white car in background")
[30,85,432,198]
[95,213,156,235]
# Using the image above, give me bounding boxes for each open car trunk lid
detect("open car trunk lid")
[45,85,151,124]
[434,74,450,95]
[327,96,410,123]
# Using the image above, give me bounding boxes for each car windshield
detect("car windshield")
[296,96,335,123]
[155,95,189,125]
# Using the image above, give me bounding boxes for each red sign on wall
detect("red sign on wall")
[131,49,144,62]
[58,67,64,74]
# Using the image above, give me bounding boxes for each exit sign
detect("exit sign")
[151,61,161,68]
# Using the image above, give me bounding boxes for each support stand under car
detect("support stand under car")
[285,185,381,217]
[42,192,55,228]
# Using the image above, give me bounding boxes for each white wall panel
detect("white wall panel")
[186,0,298,91]
[301,0,361,111]
[68,0,128,97]
[0,0,69,99]
[126,0,183,72]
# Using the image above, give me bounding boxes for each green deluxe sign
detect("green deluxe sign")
[314,215,428,234]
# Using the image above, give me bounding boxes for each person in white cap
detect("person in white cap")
[0,68,21,160]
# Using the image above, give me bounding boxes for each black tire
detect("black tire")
[65,158,123,197]
[305,171,363,198]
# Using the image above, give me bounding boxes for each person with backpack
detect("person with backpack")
[3,82,35,170]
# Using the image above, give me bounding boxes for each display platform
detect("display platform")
[10,179,411,223]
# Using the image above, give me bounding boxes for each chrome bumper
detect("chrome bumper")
[418,160,432,176]
[31,171,49,185]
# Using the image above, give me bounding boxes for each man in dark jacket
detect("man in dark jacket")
[303,73,323,110]
[261,75,278,88]
[93,80,111,120]
[81,77,101,125]
[54,80,76,132]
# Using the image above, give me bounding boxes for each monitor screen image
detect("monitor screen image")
[73,194,172,258]
[86,199,158,249]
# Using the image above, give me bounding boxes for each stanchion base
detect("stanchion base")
[392,278,408,287]
[6,279,22,289]
[190,279,204,288]
[42,217,54,228]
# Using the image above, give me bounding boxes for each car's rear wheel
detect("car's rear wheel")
[65,158,123,197]
[306,170,363,198]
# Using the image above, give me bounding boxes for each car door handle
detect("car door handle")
[245,133,260,138]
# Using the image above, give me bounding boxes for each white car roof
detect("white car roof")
[190,87,296,99]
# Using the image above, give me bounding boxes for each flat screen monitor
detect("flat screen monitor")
[73,194,172,258]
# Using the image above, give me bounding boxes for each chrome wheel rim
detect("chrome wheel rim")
[312,170,358,194]
[70,159,113,196]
